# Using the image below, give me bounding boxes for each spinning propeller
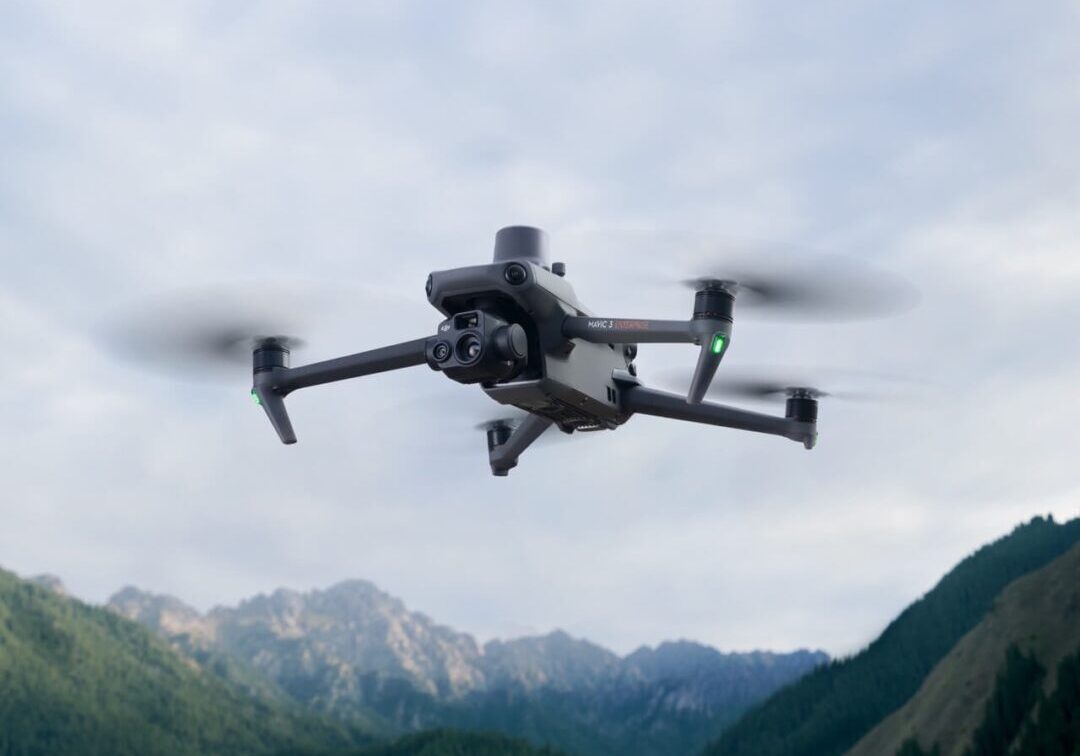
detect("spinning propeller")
[659,365,915,406]
[675,250,918,322]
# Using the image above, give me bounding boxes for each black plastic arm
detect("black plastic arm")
[620,383,817,448]
[253,337,430,444]
[562,316,696,344]
[564,315,732,403]
[489,414,554,476]
[275,338,430,394]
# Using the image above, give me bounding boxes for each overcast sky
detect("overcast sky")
[2,1,1079,657]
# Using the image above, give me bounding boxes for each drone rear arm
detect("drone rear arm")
[562,317,697,344]
[620,383,817,449]
[252,337,431,444]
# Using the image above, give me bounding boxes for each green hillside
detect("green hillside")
[849,541,1080,755]
[280,728,568,756]
[0,567,370,756]
[704,515,1080,756]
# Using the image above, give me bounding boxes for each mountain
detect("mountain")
[704,515,1080,756]
[848,541,1080,756]
[108,578,826,755]
[0,566,371,756]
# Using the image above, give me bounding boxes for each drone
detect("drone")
[234,226,912,476]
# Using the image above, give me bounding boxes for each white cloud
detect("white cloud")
[1,1,1079,656]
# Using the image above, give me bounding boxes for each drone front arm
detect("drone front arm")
[563,315,731,403]
[274,338,430,394]
[620,384,817,449]
[562,316,697,344]
[252,337,431,444]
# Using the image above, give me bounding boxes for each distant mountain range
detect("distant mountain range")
[3,514,1077,756]
[107,578,826,756]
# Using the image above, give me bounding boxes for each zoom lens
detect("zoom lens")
[432,341,451,362]
[456,334,483,363]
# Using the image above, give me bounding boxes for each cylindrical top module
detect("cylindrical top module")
[493,225,549,267]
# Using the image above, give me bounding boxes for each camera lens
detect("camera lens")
[432,341,451,362]
[456,334,482,363]
[504,263,528,285]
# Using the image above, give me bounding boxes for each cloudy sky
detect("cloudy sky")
[2,1,1079,657]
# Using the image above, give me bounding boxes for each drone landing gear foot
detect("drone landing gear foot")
[487,414,554,477]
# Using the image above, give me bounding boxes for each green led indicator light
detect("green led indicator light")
[250,389,261,406]
[711,333,727,354]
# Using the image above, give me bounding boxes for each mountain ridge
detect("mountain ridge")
[107,579,826,699]
[107,576,826,755]
[847,540,1080,756]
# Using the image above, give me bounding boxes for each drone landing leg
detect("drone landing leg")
[488,414,554,477]
[621,384,816,448]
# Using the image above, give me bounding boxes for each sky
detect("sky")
[1,1,1079,657]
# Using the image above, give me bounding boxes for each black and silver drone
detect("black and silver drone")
[210,225,908,476]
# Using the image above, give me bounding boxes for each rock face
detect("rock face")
[625,642,828,717]
[210,580,487,700]
[482,630,623,691]
[109,586,208,639]
[109,579,826,756]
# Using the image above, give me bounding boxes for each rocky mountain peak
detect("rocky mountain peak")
[105,574,831,749]
[108,586,210,639]
[626,641,828,683]
[482,630,622,690]
[27,573,66,596]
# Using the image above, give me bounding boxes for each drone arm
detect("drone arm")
[489,414,554,476]
[620,384,816,448]
[563,316,731,402]
[562,316,696,344]
[252,337,431,445]
[275,338,430,394]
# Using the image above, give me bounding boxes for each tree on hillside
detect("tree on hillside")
[896,737,940,756]
[1013,647,1080,756]
[964,644,1044,756]
[706,516,1080,756]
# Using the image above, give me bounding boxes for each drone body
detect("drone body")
[251,226,819,476]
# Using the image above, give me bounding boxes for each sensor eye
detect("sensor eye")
[432,341,451,362]
[504,263,528,285]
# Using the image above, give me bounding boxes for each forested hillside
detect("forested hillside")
[0,568,371,756]
[849,539,1080,755]
[278,728,567,756]
[705,515,1080,756]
